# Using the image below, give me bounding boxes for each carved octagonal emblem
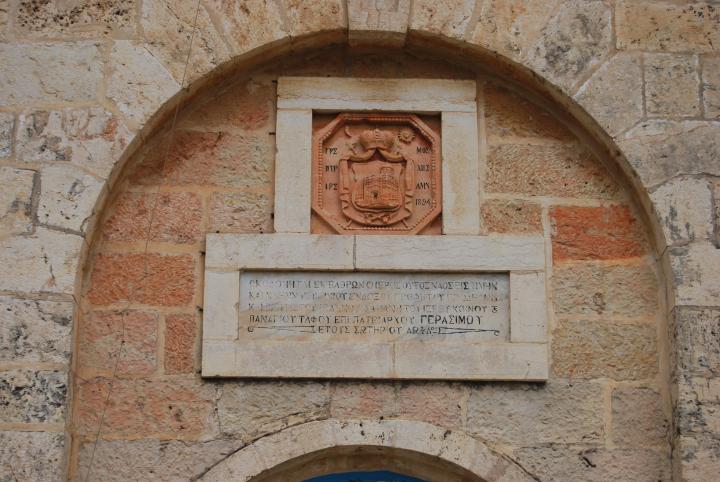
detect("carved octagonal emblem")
[312,113,442,234]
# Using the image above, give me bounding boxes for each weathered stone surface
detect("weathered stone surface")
[330,381,397,419]
[668,243,720,306]
[87,253,196,307]
[0,0,7,40]
[204,0,286,55]
[140,0,231,84]
[409,0,476,40]
[619,120,720,187]
[398,382,464,430]
[0,112,13,157]
[0,369,66,423]
[671,307,720,379]
[486,143,618,199]
[645,53,701,117]
[552,260,658,317]
[0,431,64,482]
[616,1,720,53]
[612,386,668,446]
[467,381,604,445]
[0,228,82,295]
[282,0,346,36]
[575,53,643,137]
[38,164,103,233]
[676,377,720,437]
[0,167,34,237]
[715,180,720,247]
[76,437,243,482]
[0,296,72,363]
[164,313,196,374]
[0,42,103,105]
[513,445,670,481]
[209,191,273,234]
[481,199,542,234]
[651,177,714,245]
[347,0,410,46]
[527,0,612,92]
[552,319,658,380]
[551,205,646,262]
[676,434,720,481]
[704,55,720,118]
[130,130,273,189]
[103,191,203,243]
[16,108,133,179]
[16,0,136,38]
[217,381,329,440]
[76,377,215,438]
[108,41,180,127]
[79,310,158,376]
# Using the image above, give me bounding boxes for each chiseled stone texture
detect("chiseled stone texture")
[677,434,720,481]
[0,112,13,157]
[668,243,720,306]
[0,167,35,237]
[15,0,136,38]
[15,108,133,180]
[704,55,720,118]
[671,307,720,380]
[651,177,714,245]
[0,296,72,364]
[282,0,346,37]
[676,377,720,438]
[217,381,329,441]
[209,191,273,234]
[38,164,103,234]
[330,381,397,419]
[645,53,700,117]
[410,0,477,40]
[204,0,286,55]
[466,381,604,446]
[0,42,103,105]
[575,53,643,137]
[0,369,67,423]
[619,120,720,187]
[76,437,243,482]
[611,386,668,447]
[347,0,410,45]
[164,313,197,374]
[481,199,542,234]
[397,382,464,430]
[0,431,65,482]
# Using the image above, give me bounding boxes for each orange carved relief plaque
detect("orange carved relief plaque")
[312,113,442,235]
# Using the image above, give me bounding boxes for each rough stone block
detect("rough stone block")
[645,53,701,117]
[481,199,542,234]
[676,377,720,437]
[108,40,180,127]
[552,319,658,380]
[347,0,410,46]
[550,205,646,262]
[38,164,103,234]
[330,381,397,419]
[486,143,618,199]
[164,313,197,374]
[0,431,64,482]
[619,120,720,187]
[16,108,133,179]
[0,112,13,157]
[16,0,135,38]
[651,177,713,245]
[0,369,67,423]
[552,260,658,317]
[282,0,346,37]
[0,167,34,237]
[204,0,286,55]
[616,1,720,53]
[667,243,720,306]
[409,0,476,40]
[87,253,196,307]
[671,307,720,379]
[611,386,668,446]
[217,381,329,440]
[575,53,643,137]
[103,191,203,244]
[466,381,604,445]
[715,180,720,247]
[397,382,464,430]
[274,108,312,233]
[209,191,273,234]
[703,55,720,118]
[0,296,72,364]
[0,42,103,105]
[79,310,158,376]
[676,434,720,482]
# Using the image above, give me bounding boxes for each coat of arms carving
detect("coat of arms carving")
[312,113,441,235]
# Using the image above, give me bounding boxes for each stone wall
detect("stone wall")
[0,1,717,481]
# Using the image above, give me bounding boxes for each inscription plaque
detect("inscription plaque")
[239,272,509,341]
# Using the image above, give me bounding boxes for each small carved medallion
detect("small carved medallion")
[312,113,441,234]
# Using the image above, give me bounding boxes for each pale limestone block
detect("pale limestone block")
[0,228,82,295]
[409,0,477,40]
[333,419,395,447]
[201,340,236,376]
[204,0,287,56]
[274,109,312,233]
[108,40,180,127]
[277,77,477,113]
[672,306,720,379]
[0,112,13,157]
[645,53,701,117]
[14,0,136,39]
[0,42,102,105]
[0,369,67,423]
[355,235,545,271]
[205,233,354,270]
[393,342,548,380]
[510,271,547,343]
[0,167,34,237]
[15,108,133,179]
[650,177,713,245]
[38,164,103,234]
[667,243,720,307]
[202,270,239,339]
[215,446,264,482]
[441,111,480,234]
[281,0,346,37]
[574,53,643,137]
[252,420,335,470]
[347,0,410,46]
[703,55,720,119]
[0,431,64,482]
[391,421,477,470]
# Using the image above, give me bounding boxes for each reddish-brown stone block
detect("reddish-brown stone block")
[79,310,158,376]
[330,382,396,419]
[164,313,197,374]
[481,199,543,234]
[103,192,203,244]
[551,205,645,261]
[397,382,463,429]
[87,253,196,307]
